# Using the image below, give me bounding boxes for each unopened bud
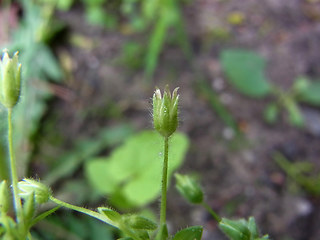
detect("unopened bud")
[0,50,22,108]
[175,173,203,204]
[153,86,179,137]
[18,179,51,204]
[219,218,251,240]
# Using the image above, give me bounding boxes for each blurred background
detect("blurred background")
[1,0,320,239]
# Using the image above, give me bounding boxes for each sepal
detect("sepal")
[18,179,51,204]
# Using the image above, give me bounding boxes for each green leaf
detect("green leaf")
[143,0,160,20]
[297,80,320,106]
[221,49,271,97]
[145,16,169,78]
[57,0,74,10]
[284,98,304,127]
[85,130,189,207]
[85,6,117,29]
[85,6,108,27]
[172,226,203,240]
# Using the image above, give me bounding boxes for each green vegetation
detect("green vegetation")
[273,152,320,196]
[1,1,318,239]
[0,56,268,239]
[221,49,320,127]
[85,130,189,208]
[32,0,191,78]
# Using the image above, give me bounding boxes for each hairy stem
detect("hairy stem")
[49,196,113,225]
[50,196,142,240]
[160,136,169,226]
[7,108,24,227]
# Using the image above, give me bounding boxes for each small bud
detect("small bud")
[219,218,250,240]
[175,173,203,204]
[153,86,179,137]
[0,50,22,108]
[18,179,51,204]
[0,181,10,214]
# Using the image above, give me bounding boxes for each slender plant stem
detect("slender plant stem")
[49,196,114,226]
[50,196,142,240]
[160,136,169,226]
[202,202,221,223]
[7,108,24,226]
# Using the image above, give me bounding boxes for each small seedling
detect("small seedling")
[273,152,320,196]
[220,49,320,127]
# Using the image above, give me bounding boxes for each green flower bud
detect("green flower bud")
[18,179,51,204]
[0,50,22,108]
[175,173,204,204]
[219,218,251,240]
[0,181,10,214]
[153,86,179,137]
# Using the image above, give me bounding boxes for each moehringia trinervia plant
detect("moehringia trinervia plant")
[0,50,159,240]
[0,49,269,240]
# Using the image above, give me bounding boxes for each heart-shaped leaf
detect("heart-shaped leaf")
[85,131,189,207]
[221,49,271,97]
